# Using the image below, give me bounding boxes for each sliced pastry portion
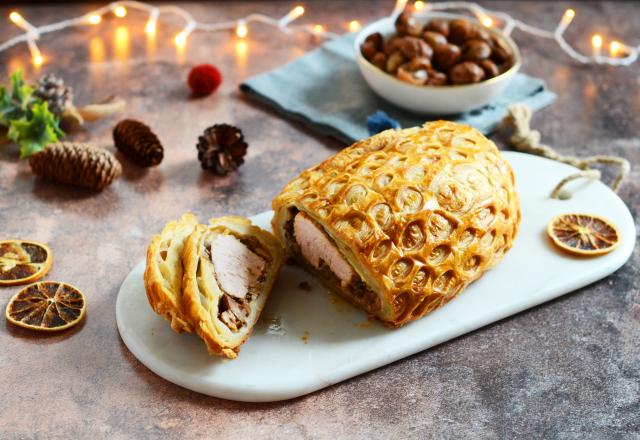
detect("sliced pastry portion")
[182,217,284,359]
[272,121,521,327]
[144,212,198,333]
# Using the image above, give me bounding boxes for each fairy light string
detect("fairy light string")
[0,1,637,68]
[0,1,339,66]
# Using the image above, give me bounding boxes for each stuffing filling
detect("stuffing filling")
[205,234,267,332]
[287,210,381,313]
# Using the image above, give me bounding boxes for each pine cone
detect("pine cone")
[113,119,163,167]
[196,124,248,176]
[29,142,122,190]
[33,74,73,117]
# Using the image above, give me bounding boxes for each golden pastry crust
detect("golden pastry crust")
[182,216,284,359]
[144,213,198,333]
[272,121,520,327]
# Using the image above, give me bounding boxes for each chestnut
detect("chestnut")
[490,36,513,64]
[433,43,461,71]
[478,59,500,78]
[364,32,384,51]
[424,19,449,37]
[361,41,379,61]
[400,37,433,59]
[405,56,432,71]
[395,10,423,37]
[397,64,429,85]
[422,31,447,48]
[362,12,517,90]
[383,36,404,56]
[386,51,407,74]
[462,39,492,62]
[371,52,387,70]
[427,70,448,86]
[448,19,473,45]
[468,25,490,42]
[449,61,485,84]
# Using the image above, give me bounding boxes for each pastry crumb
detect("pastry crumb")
[297,281,312,291]
[301,330,310,344]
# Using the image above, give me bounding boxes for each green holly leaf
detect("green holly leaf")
[0,70,33,126]
[10,70,33,110]
[0,84,20,127]
[8,101,64,158]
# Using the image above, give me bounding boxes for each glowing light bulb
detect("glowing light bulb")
[88,14,101,25]
[175,32,186,46]
[145,20,156,36]
[348,20,361,32]
[313,24,325,34]
[591,34,603,59]
[293,6,305,17]
[9,11,21,23]
[482,16,493,27]
[236,20,248,38]
[33,54,44,67]
[8,10,38,38]
[114,6,127,18]
[609,41,621,57]
[558,8,575,33]
[591,34,602,49]
[414,1,425,11]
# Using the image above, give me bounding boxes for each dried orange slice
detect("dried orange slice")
[5,281,86,331]
[547,213,621,256]
[0,240,52,286]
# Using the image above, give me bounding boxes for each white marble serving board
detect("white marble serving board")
[116,152,635,402]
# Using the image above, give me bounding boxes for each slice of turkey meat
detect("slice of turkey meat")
[293,212,354,285]
[210,234,266,299]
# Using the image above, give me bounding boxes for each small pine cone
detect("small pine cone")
[196,124,248,176]
[29,142,122,191]
[33,74,73,117]
[113,119,163,167]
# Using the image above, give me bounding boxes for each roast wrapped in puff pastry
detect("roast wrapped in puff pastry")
[272,121,520,327]
[182,217,284,358]
[144,213,199,333]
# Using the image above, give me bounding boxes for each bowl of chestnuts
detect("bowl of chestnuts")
[355,10,521,114]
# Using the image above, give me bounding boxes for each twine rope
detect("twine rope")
[501,103,630,199]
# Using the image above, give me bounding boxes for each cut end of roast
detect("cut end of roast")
[208,233,268,332]
[293,212,354,285]
[289,211,381,315]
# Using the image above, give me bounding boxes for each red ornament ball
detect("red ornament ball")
[188,64,222,97]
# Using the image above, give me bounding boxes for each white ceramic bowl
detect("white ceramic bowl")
[354,12,522,115]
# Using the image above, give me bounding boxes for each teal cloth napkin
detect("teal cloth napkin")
[240,33,556,144]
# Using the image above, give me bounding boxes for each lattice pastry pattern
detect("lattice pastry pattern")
[272,121,520,326]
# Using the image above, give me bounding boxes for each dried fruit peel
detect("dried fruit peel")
[0,239,52,286]
[6,281,86,331]
[547,213,621,256]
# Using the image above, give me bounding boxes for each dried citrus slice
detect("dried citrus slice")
[5,281,86,331]
[547,213,621,256]
[0,240,52,286]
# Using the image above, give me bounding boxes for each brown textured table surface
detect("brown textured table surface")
[1,1,638,438]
